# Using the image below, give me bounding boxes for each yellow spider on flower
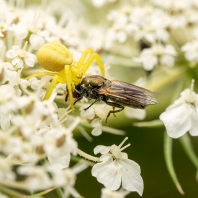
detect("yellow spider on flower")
[26,42,105,111]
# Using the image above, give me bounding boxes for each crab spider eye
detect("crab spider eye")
[37,42,73,72]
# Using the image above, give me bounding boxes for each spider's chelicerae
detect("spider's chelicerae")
[27,42,105,111]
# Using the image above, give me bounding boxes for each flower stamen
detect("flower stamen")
[118,137,128,148]
[190,79,195,93]
[120,143,131,152]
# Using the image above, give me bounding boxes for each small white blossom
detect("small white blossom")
[28,77,50,98]
[94,104,112,120]
[85,26,107,52]
[80,104,113,136]
[151,0,192,12]
[92,137,143,196]
[11,95,59,136]
[181,40,198,62]
[48,163,87,198]
[62,163,87,198]
[125,108,146,120]
[131,9,170,43]
[160,80,198,138]
[91,0,117,7]
[43,127,77,169]
[0,84,17,130]
[0,157,16,180]
[9,23,28,40]
[134,43,177,71]
[6,44,37,68]
[17,165,53,191]
[80,106,95,120]
[91,118,102,136]
[7,140,37,164]
[107,6,170,44]
[101,188,129,198]
[29,30,49,50]
[0,4,14,39]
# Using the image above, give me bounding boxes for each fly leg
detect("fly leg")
[112,107,116,117]
[84,88,102,110]
[84,98,101,111]
[105,102,124,124]
[73,96,83,105]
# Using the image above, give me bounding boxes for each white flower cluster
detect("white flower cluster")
[0,83,81,193]
[103,0,198,71]
[80,104,113,136]
[107,6,170,44]
[134,44,177,71]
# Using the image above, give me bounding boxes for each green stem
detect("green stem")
[77,148,100,162]
[144,67,186,91]
[0,184,26,198]
[164,133,185,195]
[55,187,64,198]
[0,180,26,189]
[180,134,198,169]
[133,119,163,128]
[71,156,95,166]
[26,187,56,197]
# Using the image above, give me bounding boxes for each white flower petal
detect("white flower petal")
[142,55,157,71]
[189,108,198,136]
[24,57,36,67]
[160,54,174,67]
[48,153,70,169]
[100,154,112,162]
[92,138,143,194]
[6,49,18,59]
[91,0,106,7]
[94,145,110,155]
[12,57,23,68]
[125,108,146,120]
[80,106,95,120]
[29,34,45,50]
[91,126,102,136]
[101,188,125,198]
[121,157,141,173]
[0,114,11,130]
[160,104,191,138]
[92,160,111,177]
[120,160,143,195]
[91,118,101,127]
[92,160,122,190]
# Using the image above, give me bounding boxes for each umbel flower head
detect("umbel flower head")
[160,80,198,138]
[92,137,144,196]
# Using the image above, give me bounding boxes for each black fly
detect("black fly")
[67,75,158,123]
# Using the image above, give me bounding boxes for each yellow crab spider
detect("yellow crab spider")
[26,42,105,111]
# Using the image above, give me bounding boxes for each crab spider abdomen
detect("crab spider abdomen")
[37,42,73,72]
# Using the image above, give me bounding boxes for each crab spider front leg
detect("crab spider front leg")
[65,65,75,112]
[44,75,60,100]
[26,71,59,80]
[77,49,105,76]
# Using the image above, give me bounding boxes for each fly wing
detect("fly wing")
[98,80,157,108]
